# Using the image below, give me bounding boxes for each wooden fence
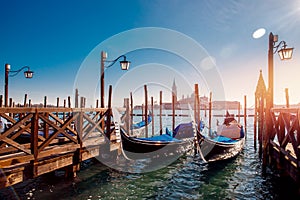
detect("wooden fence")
[268,108,300,182]
[0,107,115,188]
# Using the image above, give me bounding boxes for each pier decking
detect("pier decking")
[0,107,117,189]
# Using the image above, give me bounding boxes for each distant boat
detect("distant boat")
[120,122,195,160]
[197,111,245,162]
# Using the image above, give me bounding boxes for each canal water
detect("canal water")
[0,109,300,199]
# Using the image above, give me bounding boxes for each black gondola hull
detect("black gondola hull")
[120,129,193,160]
[199,135,245,162]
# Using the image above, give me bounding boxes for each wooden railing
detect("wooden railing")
[270,108,300,168]
[0,107,113,181]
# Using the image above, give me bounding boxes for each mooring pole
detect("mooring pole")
[159,91,162,135]
[130,92,133,135]
[209,92,212,133]
[144,85,148,138]
[151,96,154,137]
[244,95,247,139]
[285,88,289,108]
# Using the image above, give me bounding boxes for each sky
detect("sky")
[1,0,300,107]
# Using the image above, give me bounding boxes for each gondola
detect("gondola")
[120,122,195,160]
[197,111,245,162]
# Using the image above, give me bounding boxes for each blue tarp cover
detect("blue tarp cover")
[137,134,181,142]
[211,135,237,143]
[131,115,152,129]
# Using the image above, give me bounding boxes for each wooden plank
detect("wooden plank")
[38,114,79,153]
[36,154,74,176]
[0,167,24,188]
[82,112,105,140]
[47,112,77,136]
[1,138,31,154]
[0,114,33,141]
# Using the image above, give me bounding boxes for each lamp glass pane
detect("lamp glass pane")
[24,71,33,78]
[120,61,130,70]
[278,48,293,60]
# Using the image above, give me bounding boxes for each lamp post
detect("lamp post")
[263,33,294,166]
[268,32,293,108]
[4,63,34,107]
[100,51,130,108]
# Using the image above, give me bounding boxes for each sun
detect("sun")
[252,28,266,39]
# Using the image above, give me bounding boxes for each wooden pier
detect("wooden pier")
[0,106,118,189]
[255,70,300,184]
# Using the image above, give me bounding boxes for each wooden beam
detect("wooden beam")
[144,85,148,138]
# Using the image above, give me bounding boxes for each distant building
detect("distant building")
[133,80,242,110]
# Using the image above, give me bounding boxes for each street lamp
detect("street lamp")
[4,63,34,107]
[100,51,130,108]
[268,32,294,107]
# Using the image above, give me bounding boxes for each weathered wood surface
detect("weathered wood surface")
[268,108,300,182]
[0,107,115,188]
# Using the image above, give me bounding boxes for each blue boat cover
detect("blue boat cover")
[131,115,152,129]
[173,122,194,139]
[138,134,181,142]
[211,135,238,143]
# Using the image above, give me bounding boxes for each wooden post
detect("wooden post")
[197,89,201,124]
[23,94,27,107]
[63,99,66,121]
[285,88,289,108]
[254,96,257,150]
[73,107,83,178]
[159,91,163,135]
[30,109,39,177]
[238,102,241,123]
[194,84,199,124]
[141,104,144,121]
[29,99,31,107]
[80,97,85,108]
[9,98,12,117]
[244,95,247,139]
[0,95,2,107]
[107,85,112,140]
[96,99,99,108]
[144,85,148,138]
[44,96,49,138]
[4,64,9,107]
[209,92,212,133]
[100,51,106,108]
[56,97,59,120]
[124,98,130,134]
[130,92,133,135]
[44,96,47,107]
[172,94,175,131]
[151,96,154,137]
[67,96,71,118]
[263,90,271,166]
[68,96,71,108]
[259,94,264,157]
[9,98,12,107]
[75,88,79,108]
